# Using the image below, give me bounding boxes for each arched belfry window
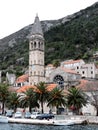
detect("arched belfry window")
[31,42,33,49]
[41,42,43,50]
[34,41,36,49]
[38,42,40,49]
[53,75,64,85]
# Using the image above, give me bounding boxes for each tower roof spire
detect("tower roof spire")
[31,14,43,36]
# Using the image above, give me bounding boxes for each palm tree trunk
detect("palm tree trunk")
[96,107,98,116]
[2,101,5,114]
[14,105,17,113]
[56,106,59,115]
[29,105,32,113]
[41,102,44,113]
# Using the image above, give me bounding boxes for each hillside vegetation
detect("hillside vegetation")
[45,3,98,64]
[0,2,98,76]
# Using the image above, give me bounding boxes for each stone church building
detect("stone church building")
[15,15,98,115]
[28,15,81,87]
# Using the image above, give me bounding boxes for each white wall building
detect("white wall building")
[45,64,55,82]
[6,72,16,85]
[61,59,98,79]
[76,63,98,78]
[61,59,85,70]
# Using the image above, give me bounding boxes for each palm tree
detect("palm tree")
[35,82,49,113]
[66,87,87,115]
[19,88,39,113]
[0,83,9,114]
[6,92,20,113]
[47,87,66,114]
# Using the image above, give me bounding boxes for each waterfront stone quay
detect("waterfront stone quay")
[7,115,98,125]
[86,116,98,124]
[8,118,54,125]
[7,115,97,125]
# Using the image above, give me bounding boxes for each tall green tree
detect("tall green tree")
[0,83,9,114]
[52,59,60,68]
[6,92,20,113]
[35,82,49,113]
[47,87,66,114]
[66,87,87,115]
[19,88,39,113]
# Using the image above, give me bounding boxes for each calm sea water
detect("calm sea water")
[0,124,98,130]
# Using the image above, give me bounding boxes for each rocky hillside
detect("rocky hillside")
[0,13,77,51]
[0,2,98,77]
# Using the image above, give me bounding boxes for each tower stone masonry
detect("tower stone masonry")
[29,15,45,85]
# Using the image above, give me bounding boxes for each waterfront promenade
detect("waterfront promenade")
[7,115,98,125]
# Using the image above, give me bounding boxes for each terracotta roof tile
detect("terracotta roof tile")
[63,59,83,65]
[17,84,57,93]
[17,85,36,93]
[47,84,57,91]
[77,79,98,91]
[46,64,54,67]
[16,74,28,83]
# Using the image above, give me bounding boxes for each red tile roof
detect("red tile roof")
[46,64,54,67]
[63,59,83,65]
[17,84,57,93]
[47,84,57,91]
[17,85,36,93]
[16,74,28,83]
[77,79,98,91]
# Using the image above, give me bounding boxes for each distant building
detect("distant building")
[77,79,98,115]
[6,72,16,85]
[45,64,55,82]
[61,59,98,79]
[76,63,98,79]
[61,59,85,70]
[14,74,29,87]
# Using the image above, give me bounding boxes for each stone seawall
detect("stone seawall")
[8,115,98,125]
[54,115,98,124]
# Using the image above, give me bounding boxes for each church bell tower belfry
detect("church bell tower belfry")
[29,15,45,85]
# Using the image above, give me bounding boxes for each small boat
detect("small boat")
[0,116,8,123]
[53,120,75,126]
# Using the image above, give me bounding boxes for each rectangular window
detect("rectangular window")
[91,71,93,74]
[77,66,79,69]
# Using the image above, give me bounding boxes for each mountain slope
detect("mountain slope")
[0,2,98,76]
[45,2,98,63]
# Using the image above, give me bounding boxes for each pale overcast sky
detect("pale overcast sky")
[0,0,97,39]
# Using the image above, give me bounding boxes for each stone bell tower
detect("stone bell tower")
[29,15,45,85]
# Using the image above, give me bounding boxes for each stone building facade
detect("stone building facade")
[61,59,98,79]
[49,67,81,87]
[29,15,45,85]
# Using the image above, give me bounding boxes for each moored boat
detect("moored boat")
[0,116,8,123]
[53,120,75,126]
